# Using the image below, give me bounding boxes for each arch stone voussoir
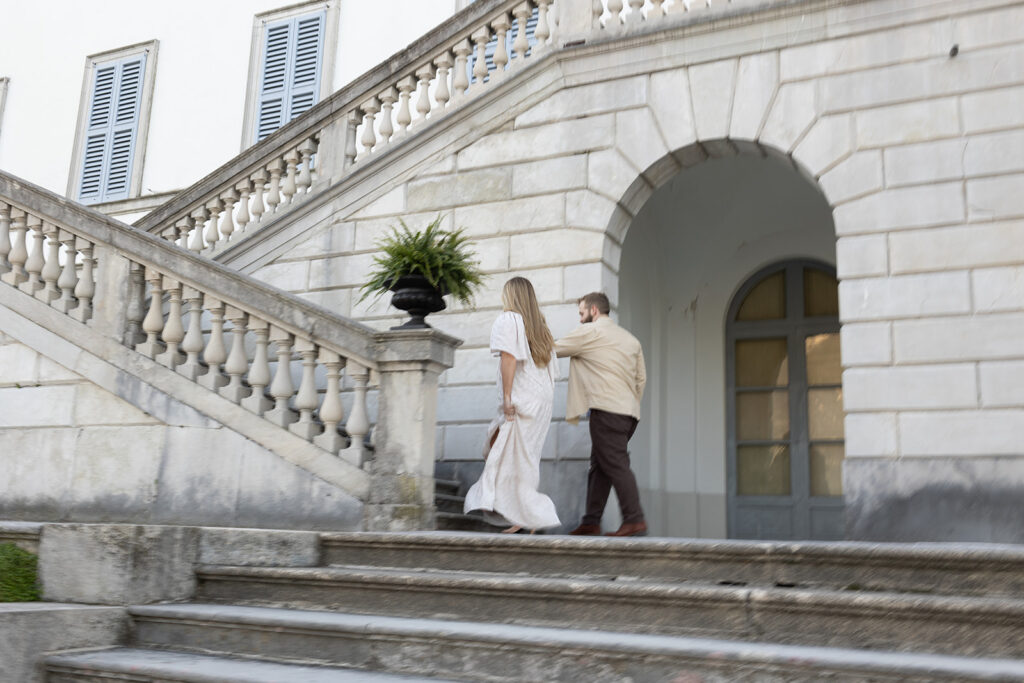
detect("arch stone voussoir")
[793,114,854,179]
[689,59,738,143]
[758,81,818,154]
[588,147,654,217]
[616,108,677,188]
[648,68,697,153]
[730,52,779,141]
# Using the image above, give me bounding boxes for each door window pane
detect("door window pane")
[808,387,844,439]
[735,339,788,387]
[804,268,839,317]
[810,444,844,496]
[737,271,786,321]
[737,391,790,440]
[806,333,842,385]
[737,445,791,495]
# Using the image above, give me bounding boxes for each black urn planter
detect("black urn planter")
[389,274,447,329]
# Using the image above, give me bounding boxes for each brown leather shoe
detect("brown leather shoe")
[605,521,647,537]
[568,523,601,536]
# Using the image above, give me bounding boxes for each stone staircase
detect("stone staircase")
[433,477,492,532]
[41,532,1024,681]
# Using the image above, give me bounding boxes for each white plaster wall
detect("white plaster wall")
[0,329,363,530]
[618,152,836,538]
[0,0,458,197]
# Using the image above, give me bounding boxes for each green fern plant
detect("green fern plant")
[0,543,40,602]
[359,216,485,307]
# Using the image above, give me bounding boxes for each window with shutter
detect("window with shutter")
[254,11,325,143]
[77,54,146,204]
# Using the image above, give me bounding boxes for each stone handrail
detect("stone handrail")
[0,171,460,473]
[133,0,557,257]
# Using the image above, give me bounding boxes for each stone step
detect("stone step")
[194,564,1024,658]
[121,603,1024,683]
[434,511,494,532]
[434,492,467,513]
[319,531,1024,598]
[44,647,451,682]
[433,478,461,497]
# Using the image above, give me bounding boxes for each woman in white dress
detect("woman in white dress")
[464,277,561,533]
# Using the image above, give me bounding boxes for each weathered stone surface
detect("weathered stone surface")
[39,524,200,604]
[0,604,125,683]
[198,527,320,567]
[846,456,1024,543]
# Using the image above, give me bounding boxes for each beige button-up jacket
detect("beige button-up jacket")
[554,317,646,424]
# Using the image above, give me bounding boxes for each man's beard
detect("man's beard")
[581,311,593,324]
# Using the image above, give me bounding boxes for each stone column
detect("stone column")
[86,244,133,346]
[366,328,460,531]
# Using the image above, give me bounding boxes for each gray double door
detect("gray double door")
[725,261,846,541]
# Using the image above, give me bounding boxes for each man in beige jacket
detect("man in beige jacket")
[554,292,648,537]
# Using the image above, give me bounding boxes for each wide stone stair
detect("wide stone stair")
[43,532,1024,681]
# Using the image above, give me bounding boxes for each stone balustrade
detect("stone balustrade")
[135,0,558,256]
[0,171,460,512]
[592,0,743,26]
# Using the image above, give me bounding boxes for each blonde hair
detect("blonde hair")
[502,277,554,368]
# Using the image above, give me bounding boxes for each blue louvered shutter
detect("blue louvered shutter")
[255,11,325,143]
[470,8,538,84]
[79,54,145,203]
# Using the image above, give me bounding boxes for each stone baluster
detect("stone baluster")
[188,207,208,252]
[360,97,381,154]
[71,239,95,323]
[433,53,453,112]
[378,88,397,146]
[608,0,624,25]
[39,222,61,303]
[266,159,284,213]
[345,362,371,463]
[297,138,317,193]
[452,40,472,101]
[491,14,511,80]
[344,111,360,169]
[471,26,491,86]
[250,170,268,224]
[626,0,645,22]
[55,230,79,314]
[220,306,252,402]
[204,198,223,250]
[174,218,191,249]
[265,326,297,427]
[592,0,605,28]
[199,296,229,391]
[234,180,252,235]
[18,214,44,295]
[512,3,532,60]
[414,64,435,123]
[135,267,165,358]
[178,286,205,380]
[313,349,346,453]
[241,317,273,415]
[219,189,239,241]
[535,0,553,51]
[395,76,416,137]
[155,278,185,368]
[282,149,299,204]
[2,208,28,286]
[0,202,11,274]
[669,0,691,13]
[649,0,666,20]
[124,263,146,346]
[289,337,322,439]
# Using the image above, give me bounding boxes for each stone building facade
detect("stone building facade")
[2,0,1023,542]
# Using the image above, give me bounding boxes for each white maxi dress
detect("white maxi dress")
[463,311,561,530]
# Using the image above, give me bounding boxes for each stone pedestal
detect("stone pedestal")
[366,328,460,531]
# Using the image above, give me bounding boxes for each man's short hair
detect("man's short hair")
[577,292,610,315]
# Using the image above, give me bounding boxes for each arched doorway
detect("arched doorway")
[616,143,837,539]
[726,260,844,540]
